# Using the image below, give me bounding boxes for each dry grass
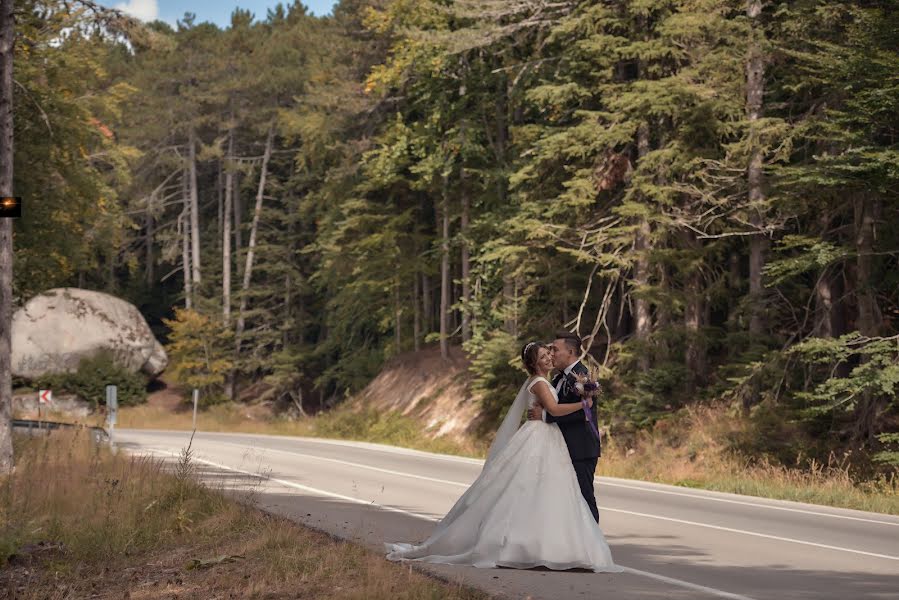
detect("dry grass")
[117,401,488,458]
[597,404,899,515]
[0,431,486,600]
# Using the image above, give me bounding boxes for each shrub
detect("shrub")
[466,330,524,435]
[163,308,234,406]
[37,350,148,407]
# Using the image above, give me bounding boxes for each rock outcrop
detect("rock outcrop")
[12,288,167,380]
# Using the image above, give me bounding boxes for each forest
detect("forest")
[8,0,899,475]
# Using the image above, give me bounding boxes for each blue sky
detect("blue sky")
[107,1,338,26]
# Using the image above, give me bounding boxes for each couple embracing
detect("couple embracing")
[386,331,621,573]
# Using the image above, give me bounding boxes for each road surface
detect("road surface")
[115,429,899,600]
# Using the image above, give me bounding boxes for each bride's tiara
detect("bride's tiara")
[523,341,539,354]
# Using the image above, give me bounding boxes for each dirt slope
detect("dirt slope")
[346,345,485,440]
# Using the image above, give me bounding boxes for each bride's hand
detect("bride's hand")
[585,397,594,409]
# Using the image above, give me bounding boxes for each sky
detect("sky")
[107,0,339,26]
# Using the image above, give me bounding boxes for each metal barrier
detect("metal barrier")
[12,419,110,444]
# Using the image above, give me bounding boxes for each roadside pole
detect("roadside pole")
[105,384,117,448]
[192,388,199,431]
[37,388,51,429]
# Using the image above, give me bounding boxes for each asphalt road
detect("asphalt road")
[115,429,899,600]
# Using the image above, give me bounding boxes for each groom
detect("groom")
[528,331,601,522]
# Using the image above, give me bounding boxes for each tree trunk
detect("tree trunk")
[217,160,222,249]
[188,126,202,289]
[0,0,14,473]
[814,276,833,337]
[284,274,291,348]
[747,0,766,338]
[633,122,652,369]
[461,180,471,344]
[180,170,193,310]
[413,275,421,352]
[683,235,706,391]
[144,205,154,286]
[727,251,741,325]
[503,275,516,336]
[422,272,432,335]
[223,128,234,326]
[234,125,274,359]
[855,197,881,337]
[853,196,883,441]
[494,66,508,203]
[656,263,670,362]
[222,129,234,399]
[107,250,116,292]
[394,277,402,354]
[451,255,459,334]
[439,188,450,360]
[234,173,243,277]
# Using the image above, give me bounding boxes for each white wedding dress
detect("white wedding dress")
[385,376,621,572]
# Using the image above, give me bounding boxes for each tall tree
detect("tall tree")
[746,0,767,339]
[234,125,274,364]
[188,125,202,287]
[439,186,450,360]
[0,0,14,473]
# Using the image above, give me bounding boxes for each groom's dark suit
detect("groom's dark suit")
[547,361,601,522]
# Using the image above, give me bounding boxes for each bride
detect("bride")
[385,342,620,572]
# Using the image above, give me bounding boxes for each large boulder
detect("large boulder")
[12,288,168,380]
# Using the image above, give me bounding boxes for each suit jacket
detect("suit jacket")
[546,361,601,461]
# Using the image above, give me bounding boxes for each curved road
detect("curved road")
[115,429,899,600]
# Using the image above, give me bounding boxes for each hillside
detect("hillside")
[341,346,486,443]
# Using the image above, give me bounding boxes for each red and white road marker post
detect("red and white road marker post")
[37,389,52,426]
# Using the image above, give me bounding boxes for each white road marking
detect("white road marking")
[140,448,442,522]
[130,430,899,528]
[137,445,759,600]
[213,439,472,488]
[617,567,757,600]
[604,507,899,562]
[124,433,899,562]
[128,429,485,464]
[599,480,899,527]
[208,438,899,558]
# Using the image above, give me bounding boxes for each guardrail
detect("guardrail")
[12,419,110,444]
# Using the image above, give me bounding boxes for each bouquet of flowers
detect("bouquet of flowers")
[571,370,602,443]
[572,371,601,398]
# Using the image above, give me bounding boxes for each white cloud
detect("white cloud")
[114,0,159,22]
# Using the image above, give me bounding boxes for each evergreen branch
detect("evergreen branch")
[13,79,52,135]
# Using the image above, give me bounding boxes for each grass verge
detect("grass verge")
[116,401,488,458]
[0,430,486,600]
[598,405,899,515]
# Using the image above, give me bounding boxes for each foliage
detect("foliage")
[467,330,525,429]
[14,1,137,298]
[790,334,899,419]
[874,433,899,468]
[163,308,234,405]
[12,0,899,479]
[36,351,148,407]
